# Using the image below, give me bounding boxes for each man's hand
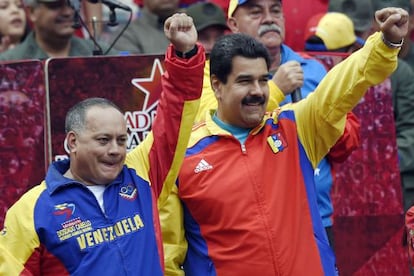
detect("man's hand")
[375,7,409,44]
[271,61,304,96]
[164,13,197,54]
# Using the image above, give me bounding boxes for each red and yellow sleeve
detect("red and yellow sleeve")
[0,183,46,276]
[292,32,399,168]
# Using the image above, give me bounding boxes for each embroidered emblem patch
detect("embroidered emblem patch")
[119,184,137,201]
[54,203,76,219]
[267,132,287,153]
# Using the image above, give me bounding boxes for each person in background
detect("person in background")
[112,0,179,55]
[0,0,29,53]
[185,1,229,53]
[304,11,365,68]
[304,12,365,53]
[329,0,375,39]
[0,13,205,275]
[178,7,407,275]
[333,0,414,70]
[226,0,327,106]
[0,0,114,60]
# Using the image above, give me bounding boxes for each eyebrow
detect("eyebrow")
[235,74,254,80]
[235,73,269,81]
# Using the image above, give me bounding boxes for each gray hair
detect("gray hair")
[65,97,123,133]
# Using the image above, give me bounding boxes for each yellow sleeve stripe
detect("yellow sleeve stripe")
[157,99,200,208]
[267,80,285,111]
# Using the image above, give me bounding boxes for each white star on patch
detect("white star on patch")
[314,168,320,176]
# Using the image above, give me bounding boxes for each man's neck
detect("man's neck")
[269,49,282,73]
[35,32,72,58]
[63,169,74,180]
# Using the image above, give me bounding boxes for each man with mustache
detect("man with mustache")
[227,0,325,105]
[0,0,113,60]
[159,1,359,274]
[176,6,407,275]
[192,0,332,115]
[225,0,361,251]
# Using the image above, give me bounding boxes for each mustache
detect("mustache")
[258,24,281,37]
[242,95,266,105]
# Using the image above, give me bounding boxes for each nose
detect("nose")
[203,39,215,53]
[262,9,275,24]
[10,3,21,12]
[108,140,123,156]
[250,80,264,95]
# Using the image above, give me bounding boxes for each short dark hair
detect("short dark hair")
[65,97,123,133]
[210,33,271,83]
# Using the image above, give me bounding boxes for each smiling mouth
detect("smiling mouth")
[245,102,262,106]
[102,160,120,168]
[242,102,265,114]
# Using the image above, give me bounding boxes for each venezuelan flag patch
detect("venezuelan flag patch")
[267,132,287,154]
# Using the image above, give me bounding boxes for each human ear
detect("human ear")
[66,131,77,153]
[210,75,222,100]
[227,17,239,33]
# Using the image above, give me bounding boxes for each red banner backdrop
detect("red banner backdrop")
[0,60,47,228]
[45,54,164,160]
[332,81,408,275]
[307,53,409,275]
[0,53,410,275]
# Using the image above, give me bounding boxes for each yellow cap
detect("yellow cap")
[228,0,283,17]
[304,12,363,50]
[228,0,249,17]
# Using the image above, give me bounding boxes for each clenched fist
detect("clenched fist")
[164,13,198,53]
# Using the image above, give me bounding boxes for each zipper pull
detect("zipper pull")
[241,144,247,154]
